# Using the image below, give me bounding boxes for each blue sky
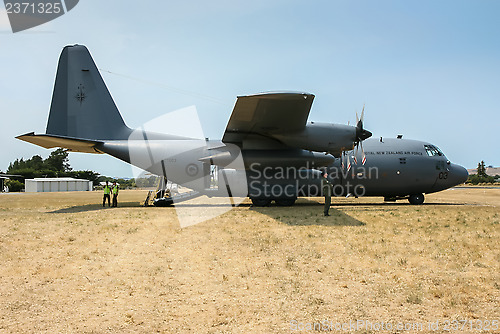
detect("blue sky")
[1,0,499,176]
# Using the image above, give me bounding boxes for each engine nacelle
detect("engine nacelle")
[273,122,357,156]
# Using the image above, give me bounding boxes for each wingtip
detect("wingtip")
[15,132,35,139]
[237,91,315,99]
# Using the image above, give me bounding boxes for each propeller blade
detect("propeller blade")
[361,141,367,165]
[353,141,359,165]
[355,104,372,142]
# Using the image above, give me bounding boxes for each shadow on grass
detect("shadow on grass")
[331,202,468,207]
[48,202,141,214]
[47,195,468,216]
[250,198,366,226]
[159,199,462,208]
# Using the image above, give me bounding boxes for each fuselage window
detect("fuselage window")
[424,145,443,157]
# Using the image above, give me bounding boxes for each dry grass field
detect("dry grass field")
[0,188,498,333]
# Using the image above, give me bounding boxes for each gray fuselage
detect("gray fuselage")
[97,136,468,201]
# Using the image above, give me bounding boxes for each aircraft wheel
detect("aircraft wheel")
[408,194,424,205]
[251,198,272,207]
[275,198,296,206]
[153,197,174,207]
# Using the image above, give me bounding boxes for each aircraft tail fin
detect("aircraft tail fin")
[46,45,132,140]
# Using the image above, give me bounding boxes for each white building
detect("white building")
[25,178,93,193]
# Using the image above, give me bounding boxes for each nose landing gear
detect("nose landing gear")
[408,193,425,205]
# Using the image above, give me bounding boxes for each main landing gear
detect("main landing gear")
[250,194,426,207]
[384,193,425,205]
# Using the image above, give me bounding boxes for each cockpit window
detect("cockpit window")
[424,144,444,157]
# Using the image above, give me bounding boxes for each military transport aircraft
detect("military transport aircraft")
[17,45,468,206]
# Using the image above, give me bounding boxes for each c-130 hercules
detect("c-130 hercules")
[17,45,468,206]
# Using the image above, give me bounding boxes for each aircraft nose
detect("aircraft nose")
[448,163,468,186]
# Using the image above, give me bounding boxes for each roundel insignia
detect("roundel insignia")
[75,84,86,105]
[185,164,199,177]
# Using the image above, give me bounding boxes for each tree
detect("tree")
[477,160,487,178]
[5,150,138,191]
[67,170,101,185]
[45,148,71,172]
[5,179,24,192]
[29,155,45,170]
[8,158,26,171]
[467,161,495,184]
[135,176,159,188]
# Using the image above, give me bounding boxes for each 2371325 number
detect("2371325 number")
[5,2,62,14]
[442,319,498,331]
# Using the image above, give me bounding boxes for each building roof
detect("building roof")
[99,181,119,186]
[27,178,90,182]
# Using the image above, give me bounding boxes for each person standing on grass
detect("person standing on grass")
[103,181,111,207]
[112,181,119,207]
[321,172,333,216]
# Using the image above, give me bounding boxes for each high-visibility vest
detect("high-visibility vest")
[103,185,111,195]
[112,186,119,195]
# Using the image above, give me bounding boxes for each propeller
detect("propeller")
[355,104,372,143]
[340,104,372,170]
[353,105,371,165]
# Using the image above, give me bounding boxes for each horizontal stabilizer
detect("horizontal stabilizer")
[16,132,103,154]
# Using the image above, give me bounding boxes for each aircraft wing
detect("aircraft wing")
[222,92,314,146]
[16,132,104,154]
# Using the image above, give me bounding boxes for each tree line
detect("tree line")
[467,160,499,185]
[3,149,142,192]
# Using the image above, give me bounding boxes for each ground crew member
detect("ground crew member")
[112,181,119,207]
[103,181,111,207]
[321,172,333,216]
